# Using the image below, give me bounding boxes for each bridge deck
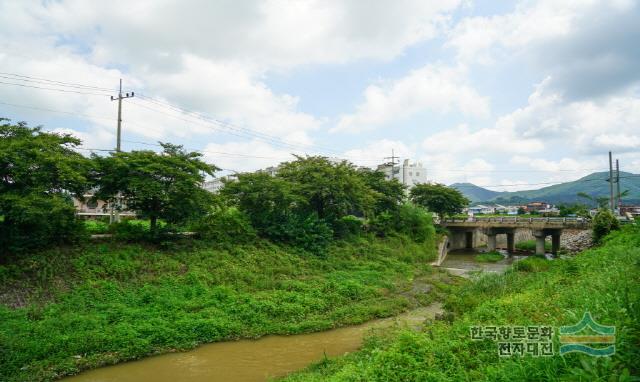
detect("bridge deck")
[441,216,591,229]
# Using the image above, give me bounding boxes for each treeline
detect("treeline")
[1,119,468,256]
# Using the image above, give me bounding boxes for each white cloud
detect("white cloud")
[29,0,461,71]
[333,65,490,133]
[497,79,640,154]
[341,139,416,167]
[200,140,300,173]
[447,0,640,98]
[422,123,543,155]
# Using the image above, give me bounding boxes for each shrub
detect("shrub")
[108,220,150,242]
[592,209,620,244]
[192,208,256,244]
[368,211,395,237]
[334,215,364,239]
[0,194,86,255]
[275,213,333,255]
[395,204,435,243]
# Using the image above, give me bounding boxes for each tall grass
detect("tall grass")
[0,234,436,382]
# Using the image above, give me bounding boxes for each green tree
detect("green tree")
[357,168,406,215]
[93,143,217,233]
[592,208,620,243]
[221,172,332,252]
[221,172,302,236]
[0,119,90,254]
[409,183,470,218]
[277,156,376,228]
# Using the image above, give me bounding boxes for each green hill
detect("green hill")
[452,171,640,205]
[450,182,501,203]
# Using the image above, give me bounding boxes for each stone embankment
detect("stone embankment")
[560,229,593,253]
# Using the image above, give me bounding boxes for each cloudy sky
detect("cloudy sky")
[1,0,639,190]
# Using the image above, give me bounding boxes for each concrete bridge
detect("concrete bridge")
[440,216,591,255]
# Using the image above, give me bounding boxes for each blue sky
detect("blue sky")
[1,0,639,190]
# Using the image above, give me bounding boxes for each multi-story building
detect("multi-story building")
[377,159,427,187]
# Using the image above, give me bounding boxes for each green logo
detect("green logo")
[559,312,615,356]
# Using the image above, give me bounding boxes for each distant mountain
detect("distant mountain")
[450,182,501,203]
[451,171,640,205]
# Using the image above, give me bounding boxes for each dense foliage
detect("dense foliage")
[92,143,217,232]
[592,208,620,243]
[0,120,90,254]
[219,156,432,254]
[410,182,470,218]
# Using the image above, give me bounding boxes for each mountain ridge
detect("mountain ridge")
[450,171,640,205]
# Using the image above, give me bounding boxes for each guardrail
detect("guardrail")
[441,217,588,224]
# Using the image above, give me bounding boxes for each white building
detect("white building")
[377,159,427,187]
[203,174,238,193]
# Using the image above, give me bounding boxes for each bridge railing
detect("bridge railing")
[441,216,590,224]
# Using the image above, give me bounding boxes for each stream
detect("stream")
[62,303,443,382]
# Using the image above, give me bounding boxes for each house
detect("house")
[377,159,427,187]
[73,192,135,219]
[467,205,495,215]
[526,201,550,212]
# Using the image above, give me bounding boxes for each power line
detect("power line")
[0,73,115,92]
[0,80,110,96]
[0,71,116,91]
[134,94,346,156]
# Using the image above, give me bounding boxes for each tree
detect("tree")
[221,172,332,253]
[221,172,302,236]
[357,168,406,215]
[277,156,376,228]
[592,209,620,243]
[93,143,217,232]
[0,119,91,254]
[409,183,470,218]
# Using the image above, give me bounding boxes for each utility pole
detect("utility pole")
[111,79,134,152]
[616,159,621,213]
[384,149,399,180]
[109,79,134,223]
[608,151,614,211]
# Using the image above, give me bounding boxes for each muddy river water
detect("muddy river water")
[63,303,443,382]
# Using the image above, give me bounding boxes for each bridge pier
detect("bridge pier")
[507,232,515,253]
[487,233,497,251]
[552,233,561,255]
[533,229,563,256]
[484,227,516,254]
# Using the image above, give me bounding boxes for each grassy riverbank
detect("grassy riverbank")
[284,225,640,381]
[0,235,437,382]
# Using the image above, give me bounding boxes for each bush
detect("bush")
[395,204,435,243]
[368,211,395,237]
[592,209,620,244]
[108,220,150,242]
[0,194,86,255]
[192,208,256,244]
[275,213,333,255]
[334,215,364,239]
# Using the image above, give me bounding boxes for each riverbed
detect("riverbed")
[62,303,442,382]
